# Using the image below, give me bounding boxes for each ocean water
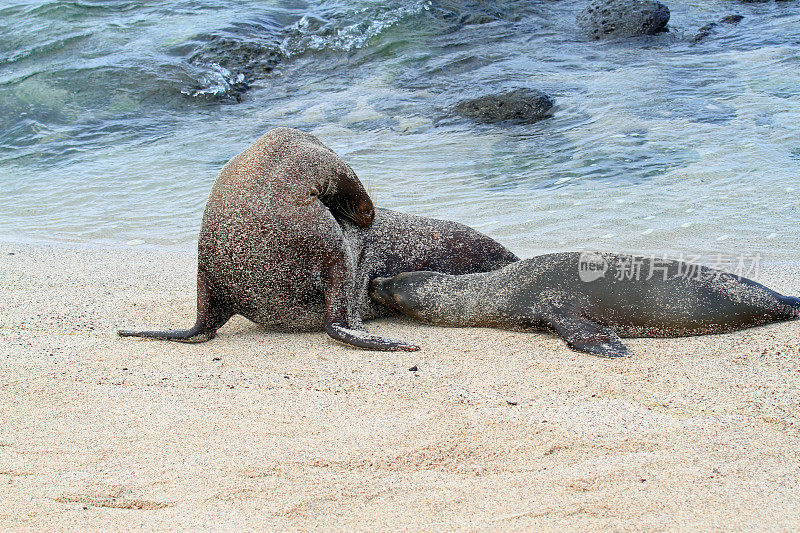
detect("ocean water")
[1,0,799,263]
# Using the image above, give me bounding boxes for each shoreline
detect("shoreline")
[1,243,799,530]
[3,235,799,271]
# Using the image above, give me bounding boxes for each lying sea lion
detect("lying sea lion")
[370,251,800,357]
[341,207,518,322]
[119,127,518,350]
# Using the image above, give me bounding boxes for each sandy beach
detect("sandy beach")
[1,242,799,531]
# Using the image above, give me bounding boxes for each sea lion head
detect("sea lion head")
[304,153,375,228]
[369,271,438,319]
[318,174,375,228]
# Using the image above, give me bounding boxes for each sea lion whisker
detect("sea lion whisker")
[364,174,374,199]
[322,177,334,197]
[345,205,359,223]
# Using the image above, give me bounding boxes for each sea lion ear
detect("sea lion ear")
[300,186,320,206]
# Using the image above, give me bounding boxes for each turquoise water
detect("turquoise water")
[1,0,799,261]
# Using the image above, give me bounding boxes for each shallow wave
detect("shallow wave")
[0,33,91,68]
[175,1,436,100]
[278,0,432,56]
[2,0,800,260]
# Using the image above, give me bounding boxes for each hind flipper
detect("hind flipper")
[118,270,231,343]
[537,305,629,358]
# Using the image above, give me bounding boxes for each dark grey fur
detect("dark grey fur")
[371,252,800,358]
[119,128,518,351]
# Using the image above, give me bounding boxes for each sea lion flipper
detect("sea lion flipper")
[324,323,420,352]
[118,270,231,343]
[118,325,215,343]
[540,307,629,358]
[323,255,419,351]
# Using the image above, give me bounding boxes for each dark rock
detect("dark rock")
[720,15,745,24]
[178,20,283,102]
[187,37,281,101]
[454,89,555,124]
[577,0,670,39]
[192,37,280,78]
[408,365,418,372]
[691,14,743,43]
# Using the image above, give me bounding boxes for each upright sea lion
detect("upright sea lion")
[370,252,800,357]
[119,127,518,350]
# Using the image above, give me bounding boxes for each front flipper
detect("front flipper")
[540,306,629,358]
[323,245,419,352]
[325,323,420,351]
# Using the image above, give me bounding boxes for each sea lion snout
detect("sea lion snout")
[356,200,375,226]
[369,277,396,308]
[370,272,433,316]
[370,276,416,314]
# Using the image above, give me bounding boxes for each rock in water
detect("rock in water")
[577,0,670,39]
[691,15,744,43]
[453,89,555,124]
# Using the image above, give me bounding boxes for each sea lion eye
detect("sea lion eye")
[358,202,372,217]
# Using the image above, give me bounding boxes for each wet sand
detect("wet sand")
[1,243,798,531]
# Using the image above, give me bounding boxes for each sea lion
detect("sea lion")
[341,207,518,322]
[119,127,518,350]
[370,251,800,358]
